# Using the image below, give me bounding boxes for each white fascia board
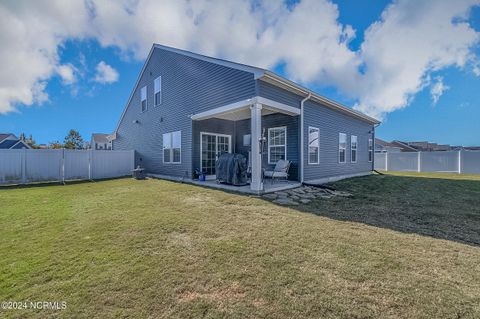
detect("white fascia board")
[260,72,380,125]
[256,97,300,116]
[191,98,255,120]
[190,97,300,121]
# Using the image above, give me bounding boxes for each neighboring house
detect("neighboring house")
[0,133,31,149]
[112,43,380,193]
[91,134,113,150]
[389,141,419,152]
[375,138,402,153]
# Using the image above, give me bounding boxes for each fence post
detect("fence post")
[385,152,388,171]
[21,148,27,184]
[458,150,462,174]
[88,149,93,180]
[61,148,65,183]
[417,152,421,172]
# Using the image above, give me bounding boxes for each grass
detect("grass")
[0,173,479,318]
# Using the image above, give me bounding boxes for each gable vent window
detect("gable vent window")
[339,133,347,163]
[141,86,147,112]
[154,76,162,106]
[351,135,357,163]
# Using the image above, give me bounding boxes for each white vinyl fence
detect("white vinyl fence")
[0,149,135,185]
[374,150,480,174]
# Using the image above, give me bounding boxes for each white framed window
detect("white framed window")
[268,126,287,164]
[163,131,181,164]
[339,133,347,163]
[368,138,373,162]
[243,134,251,146]
[351,135,357,163]
[141,86,147,112]
[154,76,162,106]
[308,127,320,164]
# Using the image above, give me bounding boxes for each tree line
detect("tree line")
[21,129,89,149]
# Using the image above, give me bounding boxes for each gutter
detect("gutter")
[300,93,312,184]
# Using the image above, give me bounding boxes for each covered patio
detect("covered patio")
[191,96,301,194]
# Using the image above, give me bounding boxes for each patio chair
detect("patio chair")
[263,160,291,184]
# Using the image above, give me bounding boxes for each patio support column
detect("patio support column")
[250,102,263,192]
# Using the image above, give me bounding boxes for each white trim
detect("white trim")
[191,98,254,120]
[10,140,31,149]
[350,135,357,163]
[162,131,182,164]
[339,133,347,164]
[308,126,320,165]
[268,126,287,164]
[260,72,380,125]
[256,97,301,116]
[199,132,232,178]
[190,96,299,121]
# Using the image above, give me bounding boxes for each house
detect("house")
[388,140,419,152]
[0,133,31,149]
[91,133,113,150]
[375,138,402,153]
[111,44,380,193]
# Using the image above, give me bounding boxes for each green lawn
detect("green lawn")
[1,174,479,318]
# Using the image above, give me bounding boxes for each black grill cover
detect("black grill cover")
[215,153,248,186]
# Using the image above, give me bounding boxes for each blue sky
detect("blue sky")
[0,0,479,146]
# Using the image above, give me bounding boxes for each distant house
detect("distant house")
[0,133,31,149]
[91,134,113,150]
[375,138,402,153]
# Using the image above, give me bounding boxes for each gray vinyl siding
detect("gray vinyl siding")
[234,113,300,181]
[256,80,302,108]
[303,100,375,181]
[114,47,256,177]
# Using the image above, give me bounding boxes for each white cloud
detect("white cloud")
[353,0,480,118]
[57,64,77,85]
[430,77,449,104]
[0,0,479,118]
[94,61,119,84]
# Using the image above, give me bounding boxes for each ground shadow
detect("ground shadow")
[273,174,480,247]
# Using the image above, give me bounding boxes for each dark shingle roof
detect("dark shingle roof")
[0,139,19,149]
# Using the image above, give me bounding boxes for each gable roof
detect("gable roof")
[0,133,16,142]
[114,44,380,134]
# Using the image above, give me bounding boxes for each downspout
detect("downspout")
[300,93,312,184]
[372,123,380,171]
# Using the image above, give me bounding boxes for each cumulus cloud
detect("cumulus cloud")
[353,0,480,118]
[94,61,119,84]
[0,0,479,118]
[57,64,77,85]
[430,77,449,104]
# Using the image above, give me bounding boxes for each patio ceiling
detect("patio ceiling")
[190,97,300,121]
